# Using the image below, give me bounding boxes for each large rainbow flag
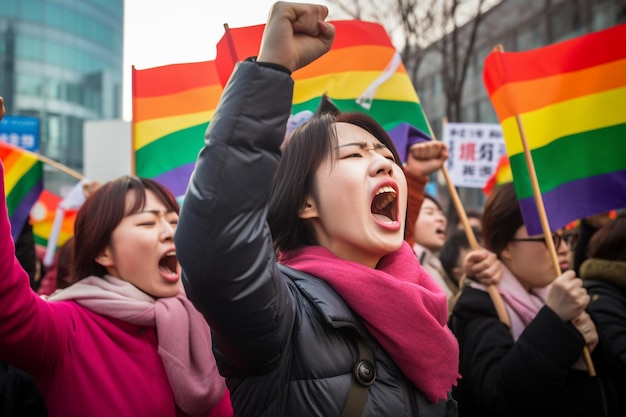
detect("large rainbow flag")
[0,141,43,242]
[133,20,433,199]
[483,23,626,235]
[132,60,223,199]
[216,20,433,163]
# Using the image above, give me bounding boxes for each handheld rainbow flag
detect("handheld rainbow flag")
[0,141,43,242]
[482,154,512,197]
[216,20,433,162]
[483,24,626,235]
[30,189,76,250]
[132,60,223,199]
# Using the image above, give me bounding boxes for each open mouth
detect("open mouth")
[371,186,398,223]
[158,251,178,275]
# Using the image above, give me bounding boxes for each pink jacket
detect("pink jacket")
[0,166,232,417]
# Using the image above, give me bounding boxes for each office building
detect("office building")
[0,0,123,194]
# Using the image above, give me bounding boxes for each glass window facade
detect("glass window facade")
[1,0,123,194]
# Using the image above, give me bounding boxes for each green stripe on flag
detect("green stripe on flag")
[292,97,430,134]
[510,122,626,199]
[6,164,42,215]
[135,123,208,178]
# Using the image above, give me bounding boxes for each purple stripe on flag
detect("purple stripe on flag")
[10,181,43,242]
[519,170,626,235]
[153,163,196,199]
[387,123,432,164]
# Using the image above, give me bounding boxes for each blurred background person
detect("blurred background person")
[580,212,626,414]
[37,237,75,297]
[439,228,481,288]
[412,194,457,302]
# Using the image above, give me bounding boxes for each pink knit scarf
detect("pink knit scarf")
[280,242,460,403]
[49,275,226,417]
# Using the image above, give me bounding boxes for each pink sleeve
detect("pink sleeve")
[0,161,66,372]
[206,390,233,417]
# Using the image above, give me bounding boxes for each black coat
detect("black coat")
[176,61,456,417]
[0,361,47,417]
[582,258,626,414]
[450,286,621,417]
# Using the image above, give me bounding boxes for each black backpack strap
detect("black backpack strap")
[341,330,376,417]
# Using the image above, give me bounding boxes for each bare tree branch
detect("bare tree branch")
[326,0,497,122]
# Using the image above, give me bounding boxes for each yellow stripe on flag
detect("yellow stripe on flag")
[501,86,626,155]
[133,110,215,150]
[293,72,419,105]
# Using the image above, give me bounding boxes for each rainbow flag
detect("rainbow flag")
[30,189,76,249]
[0,141,43,242]
[132,60,223,198]
[216,20,433,162]
[483,24,626,235]
[482,154,512,197]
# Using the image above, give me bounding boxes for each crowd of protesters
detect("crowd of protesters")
[1,2,624,416]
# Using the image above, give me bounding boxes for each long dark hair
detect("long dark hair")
[268,112,401,253]
[72,176,179,280]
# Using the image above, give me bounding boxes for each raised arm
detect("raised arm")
[0,159,69,373]
[175,2,334,372]
[403,140,448,245]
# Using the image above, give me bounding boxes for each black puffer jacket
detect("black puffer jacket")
[176,61,457,417]
[582,259,626,415]
[450,285,622,417]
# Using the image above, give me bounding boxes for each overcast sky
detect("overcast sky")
[122,0,334,120]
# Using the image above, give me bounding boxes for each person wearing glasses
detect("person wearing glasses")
[449,182,622,417]
[508,227,579,271]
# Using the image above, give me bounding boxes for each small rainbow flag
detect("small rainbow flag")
[0,141,43,242]
[30,189,76,249]
[132,60,224,198]
[483,24,626,234]
[482,154,512,197]
[216,20,433,162]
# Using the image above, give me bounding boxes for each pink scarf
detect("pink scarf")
[49,275,226,417]
[280,242,460,403]
[468,265,550,341]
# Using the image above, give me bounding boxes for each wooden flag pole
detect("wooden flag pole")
[514,114,596,376]
[435,118,511,327]
[440,159,511,328]
[223,23,240,65]
[131,65,137,176]
[35,153,84,181]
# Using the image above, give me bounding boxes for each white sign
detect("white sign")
[442,123,507,188]
[83,119,132,182]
